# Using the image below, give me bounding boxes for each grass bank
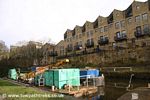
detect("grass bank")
[0,79,64,100]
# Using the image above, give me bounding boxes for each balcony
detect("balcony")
[114,34,127,42]
[49,51,58,57]
[98,38,109,45]
[135,28,150,38]
[74,45,82,51]
[134,30,144,38]
[85,42,94,48]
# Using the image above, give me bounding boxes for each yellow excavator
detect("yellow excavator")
[20,59,69,83]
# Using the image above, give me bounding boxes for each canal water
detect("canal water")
[81,78,149,100]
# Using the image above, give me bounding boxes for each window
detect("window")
[116,31,126,38]
[142,13,148,21]
[87,38,93,44]
[104,26,108,32]
[100,27,104,33]
[135,15,141,22]
[108,23,113,28]
[115,22,120,29]
[121,20,125,28]
[128,18,132,24]
[136,26,141,31]
[100,36,103,40]
[90,30,93,36]
[116,32,121,38]
[60,46,64,51]
[122,30,127,37]
[143,24,149,29]
[143,24,150,34]
[87,32,90,37]
[136,26,142,34]
[87,30,93,37]
[100,36,108,41]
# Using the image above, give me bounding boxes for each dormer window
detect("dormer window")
[107,13,114,24]
[72,29,75,36]
[125,5,133,18]
[82,25,86,33]
[94,19,98,28]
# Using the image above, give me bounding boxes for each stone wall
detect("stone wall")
[57,46,150,67]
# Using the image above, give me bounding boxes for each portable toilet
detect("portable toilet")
[8,69,18,80]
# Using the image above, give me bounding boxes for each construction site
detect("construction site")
[1,0,150,100]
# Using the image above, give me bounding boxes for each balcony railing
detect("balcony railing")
[85,42,94,48]
[114,34,127,42]
[74,45,82,51]
[98,38,109,45]
[134,30,144,38]
[49,51,58,57]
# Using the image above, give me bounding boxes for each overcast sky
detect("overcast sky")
[0,0,147,47]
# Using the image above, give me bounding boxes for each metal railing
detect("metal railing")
[101,67,132,72]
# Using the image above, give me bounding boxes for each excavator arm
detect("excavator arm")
[23,59,69,83]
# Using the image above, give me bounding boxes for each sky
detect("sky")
[0,0,147,47]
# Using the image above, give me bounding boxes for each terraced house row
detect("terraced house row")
[53,0,150,59]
